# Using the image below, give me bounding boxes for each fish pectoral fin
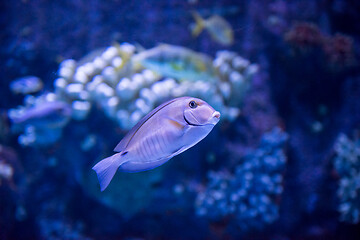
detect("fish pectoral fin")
[167,118,185,130]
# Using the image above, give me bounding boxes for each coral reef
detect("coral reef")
[9,43,258,146]
[2,1,360,239]
[6,43,260,227]
[333,133,360,224]
[55,43,257,126]
[37,199,90,240]
[284,21,357,72]
[195,127,288,231]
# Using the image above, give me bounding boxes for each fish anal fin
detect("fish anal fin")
[168,146,188,159]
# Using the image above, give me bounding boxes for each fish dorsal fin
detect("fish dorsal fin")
[134,42,146,53]
[114,97,188,152]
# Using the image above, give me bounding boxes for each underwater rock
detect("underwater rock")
[195,127,288,231]
[333,133,360,224]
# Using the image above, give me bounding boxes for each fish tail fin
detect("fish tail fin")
[92,153,126,191]
[191,11,205,37]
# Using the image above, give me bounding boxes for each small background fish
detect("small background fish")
[132,44,218,81]
[191,11,234,46]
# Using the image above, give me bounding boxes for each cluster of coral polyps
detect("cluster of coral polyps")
[284,22,357,70]
[55,43,258,127]
[333,133,360,224]
[195,127,288,231]
[9,43,259,146]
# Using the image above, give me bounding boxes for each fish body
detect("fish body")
[9,101,71,129]
[92,97,220,191]
[10,76,43,95]
[191,11,234,46]
[132,44,217,82]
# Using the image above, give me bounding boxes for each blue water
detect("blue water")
[1,1,360,239]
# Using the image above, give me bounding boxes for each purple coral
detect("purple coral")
[195,127,288,231]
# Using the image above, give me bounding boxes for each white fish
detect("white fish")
[9,101,71,129]
[92,96,220,191]
[10,76,43,95]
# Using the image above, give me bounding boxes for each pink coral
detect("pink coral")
[323,33,356,69]
[284,22,324,47]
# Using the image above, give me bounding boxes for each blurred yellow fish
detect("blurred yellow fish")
[191,11,234,46]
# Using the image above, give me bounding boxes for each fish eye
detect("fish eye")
[189,100,197,109]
